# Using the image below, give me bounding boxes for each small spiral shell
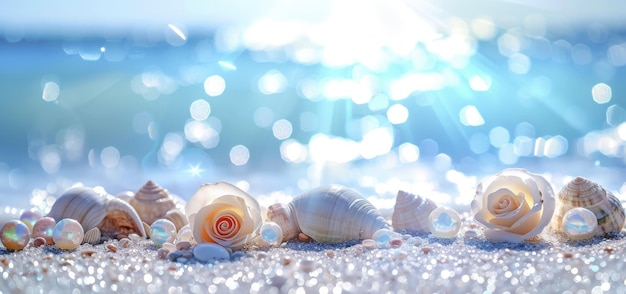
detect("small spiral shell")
[128,180,188,230]
[549,177,625,237]
[391,190,437,234]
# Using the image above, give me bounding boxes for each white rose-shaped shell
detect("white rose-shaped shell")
[185,182,263,251]
[471,168,555,242]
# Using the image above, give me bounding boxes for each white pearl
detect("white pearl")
[428,207,461,238]
[562,207,597,241]
[372,228,400,247]
[258,222,283,246]
[19,210,43,233]
[53,219,84,250]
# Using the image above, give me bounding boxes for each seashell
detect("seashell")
[549,177,625,237]
[82,227,102,245]
[128,180,188,231]
[267,185,391,243]
[391,190,437,234]
[47,187,146,242]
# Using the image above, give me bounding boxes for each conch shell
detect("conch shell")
[267,185,391,243]
[128,180,188,231]
[47,187,146,243]
[391,190,437,233]
[549,177,625,237]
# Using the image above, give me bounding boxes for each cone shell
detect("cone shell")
[550,177,625,237]
[128,180,188,230]
[391,190,437,233]
[47,187,146,241]
[267,185,390,243]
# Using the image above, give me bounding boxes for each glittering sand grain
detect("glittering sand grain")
[1,231,626,293]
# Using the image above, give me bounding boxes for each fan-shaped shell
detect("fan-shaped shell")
[267,185,390,243]
[391,190,437,233]
[47,187,146,241]
[128,180,188,230]
[549,177,625,237]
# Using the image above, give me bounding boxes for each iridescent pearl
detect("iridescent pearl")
[0,220,31,250]
[428,207,461,238]
[372,228,400,248]
[53,218,84,250]
[33,217,57,245]
[562,207,598,241]
[19,210,43,232]
[258,222,283,247]
[150,219,177,246]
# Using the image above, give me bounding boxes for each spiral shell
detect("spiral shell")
[391,190,437,233]
[128,180,188,231]
[267,185,390,243]
[549,177,625,237]
[47,187,146,243]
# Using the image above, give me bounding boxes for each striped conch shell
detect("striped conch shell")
[128,180,188,231]
[47,187,146,244]
[391,190,437,234]
[267,185,391,243]
[549,177,625,237]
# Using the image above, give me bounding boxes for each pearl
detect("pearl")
[428,207,461,238]
[150,219,177,246]
[562,207,598,241]
[53,218,84,250]
[33,217,57,245]
[258,221,283,246]
[0,220,31,250]
[19,210,43,232]
[372,228,400,248]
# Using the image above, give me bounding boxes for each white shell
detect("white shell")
[391,190,437,233]
[128,180,188,231]
[47,187,146,241]
[267,185,391,243]
[549,177,625,237]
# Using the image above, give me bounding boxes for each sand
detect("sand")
[2,227,626,293]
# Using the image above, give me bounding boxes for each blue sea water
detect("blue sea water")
[1,10,626,215]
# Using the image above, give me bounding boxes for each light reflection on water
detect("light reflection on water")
[1,3,626,218]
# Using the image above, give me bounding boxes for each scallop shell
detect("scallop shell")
[267,185,391,243]
[82,227,102,244]
[128,180,188,231]
[47,187,146,242]
[391,190,437,233]
[549,177,625,237]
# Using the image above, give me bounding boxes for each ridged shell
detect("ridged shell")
[82,227,102,244]
[549,177,625,237]
[47,187,146,241]
[391,190,437,233]
[267,185,390,243]
[128,180,188,230]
